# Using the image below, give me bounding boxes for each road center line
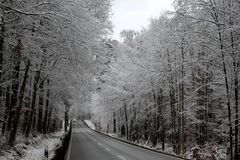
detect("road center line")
[117,155,127,160]
[98,142,103,146]
[105,147,110,151]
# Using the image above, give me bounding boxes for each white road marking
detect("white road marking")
[117,155,127,160]
[98,142,103,146]
[105,147,110,151]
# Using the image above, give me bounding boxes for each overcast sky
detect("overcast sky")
[111,0,174,40]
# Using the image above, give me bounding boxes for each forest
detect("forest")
[0,0,111,150]
[0,0,239,160]
[91,0,240,160]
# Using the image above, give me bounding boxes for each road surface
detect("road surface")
[69,121,183,160]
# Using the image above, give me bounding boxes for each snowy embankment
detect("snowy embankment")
[83,120,226,159]
[83,120,96,130]
[0,131,64,160]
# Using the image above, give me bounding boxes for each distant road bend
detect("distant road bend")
[69,122,182,160]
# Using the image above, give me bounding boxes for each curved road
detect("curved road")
[69,122,182,160]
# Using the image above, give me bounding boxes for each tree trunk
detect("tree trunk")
[159,89,165,151]
[227,1,239,157]
[22,74,32,134]
[151,81,157,147]
[37,78,44,133]
[7,38,22,133]
[0,17,5,106]
[179,37,185,155]
[43,79,50,134]
[9,60,30,145]
[47,104,54,133]
[64,98,70,133]
[234,61,239,159]
[209,1,233,158]
[167,50,177,150]
[218,28,233,160]
[25,70,40,137]
[124,100,129,140]
[2,86,10,135]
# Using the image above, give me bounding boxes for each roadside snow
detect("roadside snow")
[84,120,96,130]
[107,133,118,138]
[0,131,64,160]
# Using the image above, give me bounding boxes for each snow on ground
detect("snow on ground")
[84,120,96,130]
[0,130,64,160]
[104,133,227,160]
[107,133,118,138]
[104,133,178,156]
[185,145,226,160]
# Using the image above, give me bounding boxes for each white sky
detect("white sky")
[111,0,174,40]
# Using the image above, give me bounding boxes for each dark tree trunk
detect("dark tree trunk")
[158,89,165,151]
[124,100,129,140]
[25,70,40,137]
[218,29,233,160]
[22,74,32,134]
[209,2,233,158]
[233,56,239,160]
[0,17,5,104]
[47,104,54,133]
[64,109,68,132]
[37,78,44,133]
[179,38,185,154]
[227,2,239,158]
[2,86,10,134]
[43,79,50,134]
[32,109,36,131]
[9,60,30,146]
[167,50,177,149]
[113,112,116,133]
[7,38,22,133]
[64,98,70,133]
[151,81,157,147]
[22,99,30,133]
[64,112,67,132]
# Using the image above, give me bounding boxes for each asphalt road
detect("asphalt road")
[69,122,182,160]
